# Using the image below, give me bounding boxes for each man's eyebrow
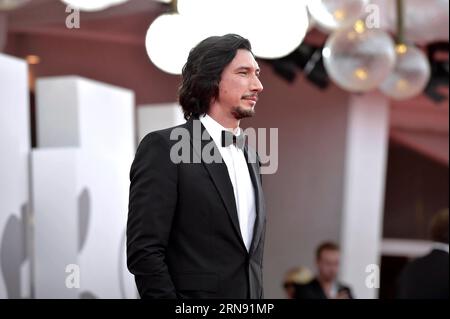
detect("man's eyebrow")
[235,66,261,73]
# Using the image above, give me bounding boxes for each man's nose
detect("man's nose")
[251,76,263,93]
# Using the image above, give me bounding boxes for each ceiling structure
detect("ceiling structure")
[1,0,448,165]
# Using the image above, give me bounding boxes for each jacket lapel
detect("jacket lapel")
[244,146,265,255]
[187,118,247,251]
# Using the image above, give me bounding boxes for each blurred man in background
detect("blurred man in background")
[397,209,449,299]
[295,241,353,299]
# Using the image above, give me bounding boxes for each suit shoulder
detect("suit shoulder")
[406,250,449,271]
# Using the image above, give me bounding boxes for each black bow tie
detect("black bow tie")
[221,130,246,150]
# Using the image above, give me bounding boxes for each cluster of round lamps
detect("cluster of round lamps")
[7,0,434,101]
[147,0,433,101]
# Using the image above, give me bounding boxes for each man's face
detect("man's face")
[317,249,340,282]
[216,49,264,120]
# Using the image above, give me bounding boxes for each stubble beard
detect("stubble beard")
[231,104,255,120]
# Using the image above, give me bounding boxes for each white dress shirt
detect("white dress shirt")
[200,114,256,252]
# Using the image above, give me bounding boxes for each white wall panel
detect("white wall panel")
[340,93,389,299]
[33,76,136,298]
[0,54,31,299]
[32,149,78,298]
[137,103,185,143]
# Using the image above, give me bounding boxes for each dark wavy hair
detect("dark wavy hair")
[178,34,252,120]
[316,241,339,260]
[429,209,449,244]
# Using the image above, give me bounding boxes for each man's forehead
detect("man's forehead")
[320,249,340,258]
[231,49,260,70]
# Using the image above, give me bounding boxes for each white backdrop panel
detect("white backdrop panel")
[34,76,136,298]
[137,103,185,143]
[0,54,31,299]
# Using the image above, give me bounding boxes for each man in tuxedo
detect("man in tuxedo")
[127,34,265,299]
[295,242,353,299]
[397,209,449,299]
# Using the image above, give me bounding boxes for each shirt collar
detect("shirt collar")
[200,114,241,148]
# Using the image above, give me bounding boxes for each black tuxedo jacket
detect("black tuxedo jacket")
[397,249,449,299]
[127,118,266,299]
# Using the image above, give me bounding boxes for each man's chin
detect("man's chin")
[232,105,255,120]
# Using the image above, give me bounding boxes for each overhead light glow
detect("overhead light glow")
[61,0,129,12]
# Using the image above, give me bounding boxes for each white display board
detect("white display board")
[33,76,136,298]
[137,103,185,143]
[32,149,78,298]
[0,54,31,299]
